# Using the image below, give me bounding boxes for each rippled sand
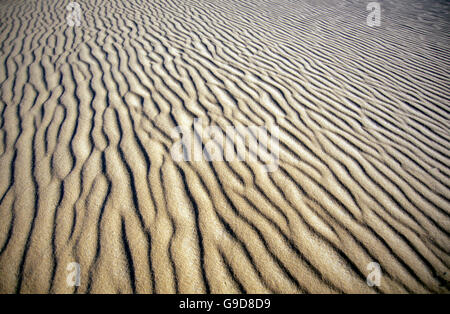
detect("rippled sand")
[0,0,449,293]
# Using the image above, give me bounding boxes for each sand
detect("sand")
[0,0,449,293]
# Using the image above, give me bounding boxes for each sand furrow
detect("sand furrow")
[0,0,449,294]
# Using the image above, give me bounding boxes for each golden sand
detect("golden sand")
[0,0,449,293]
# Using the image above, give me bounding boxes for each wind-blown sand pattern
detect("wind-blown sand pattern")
[0,0,449,294]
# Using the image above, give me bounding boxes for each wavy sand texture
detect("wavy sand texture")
[0,0,449,293]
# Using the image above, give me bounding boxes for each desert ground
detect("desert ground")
[0,0,449,293]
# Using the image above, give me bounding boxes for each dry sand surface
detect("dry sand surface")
[0,0,449,293]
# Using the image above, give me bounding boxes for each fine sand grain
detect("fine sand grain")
[0,0,449,293]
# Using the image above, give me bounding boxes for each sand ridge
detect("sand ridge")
[0,0,449,293]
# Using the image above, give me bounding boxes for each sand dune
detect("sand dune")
[0,0,449,293]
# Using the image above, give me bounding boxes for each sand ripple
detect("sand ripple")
[0,0,449,293]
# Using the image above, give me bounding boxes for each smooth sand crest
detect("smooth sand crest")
[0,0,449,293]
